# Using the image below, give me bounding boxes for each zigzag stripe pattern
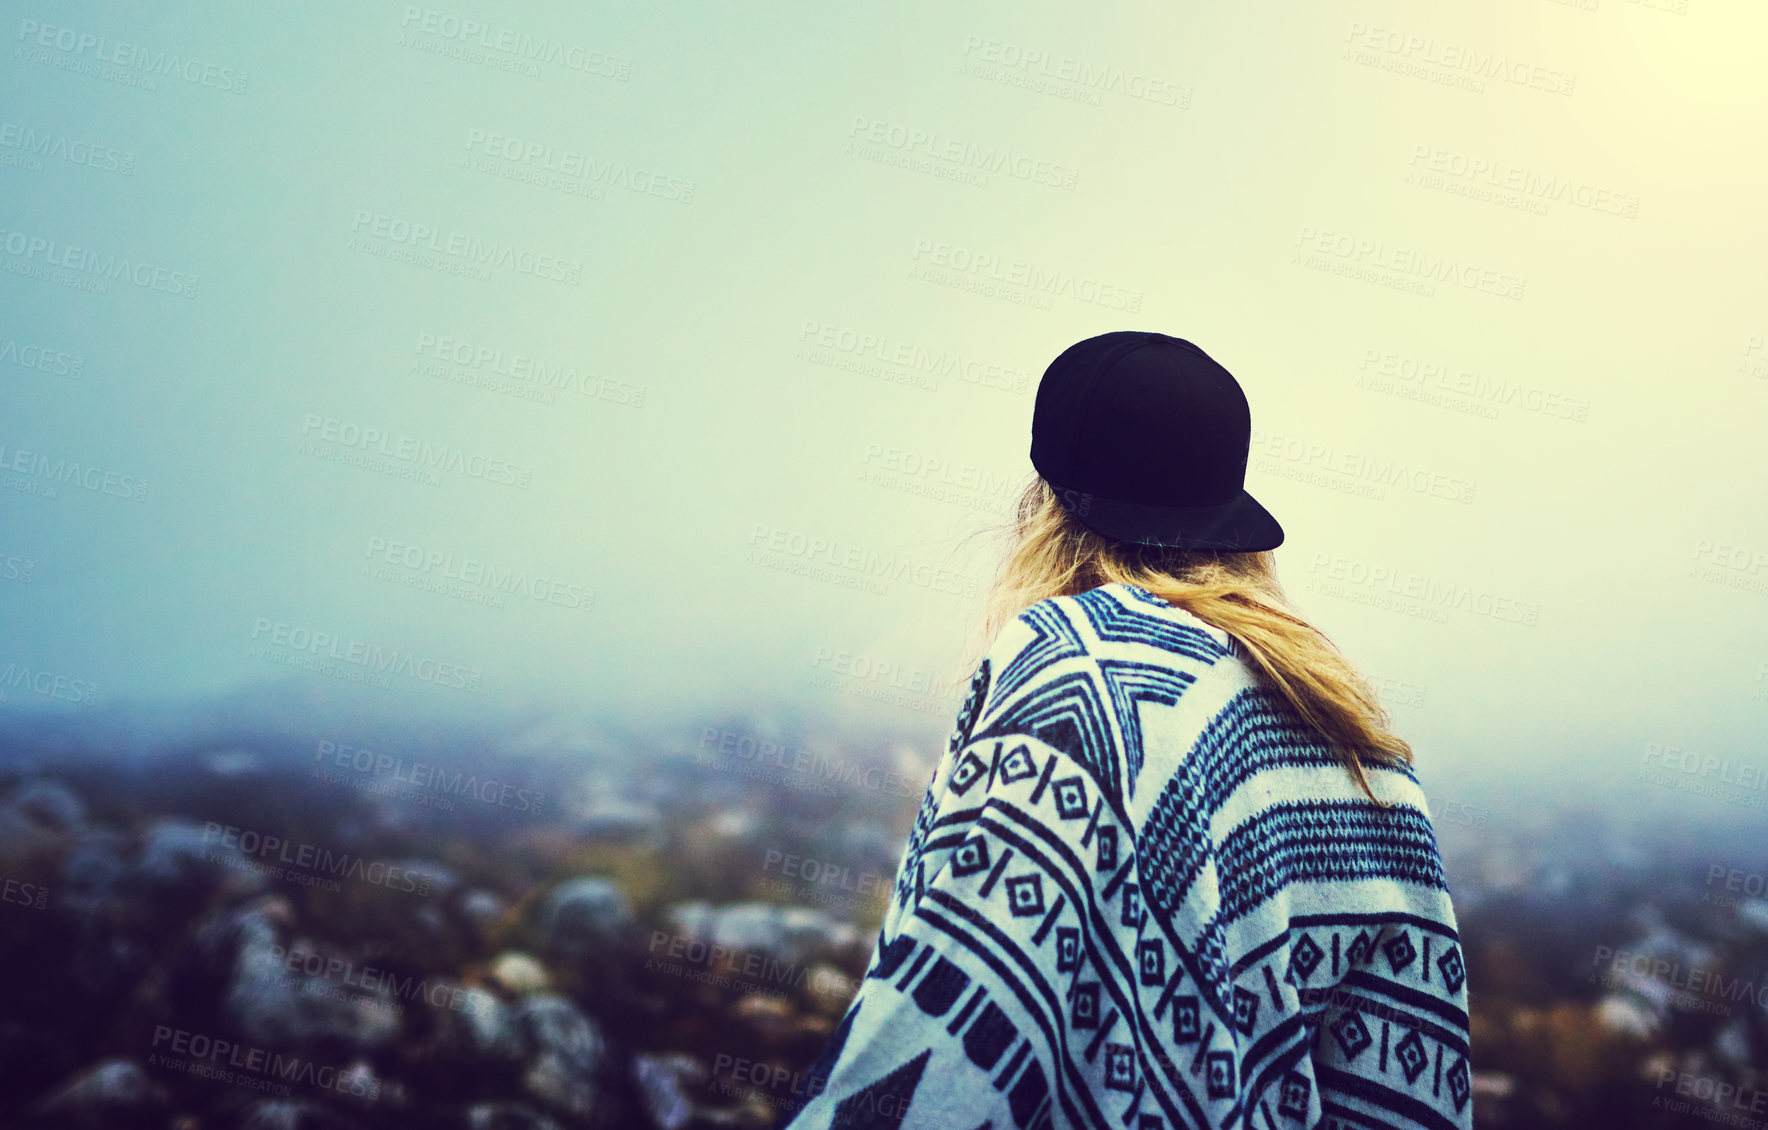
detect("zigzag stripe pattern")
[780,582,1473,1130]
[992,600,1089,703]
[1074,584,1230,664]
[1214,802,1448,926]
[975,671,1124,805]
[1093,659,1194,799]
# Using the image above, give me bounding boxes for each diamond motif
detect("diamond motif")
[950,749,989,795]
[1052,776,1089,819]
[1104,1044,1136,1091]
[1394,1029,1429,1083]
[1329,1011,1372,1060]
[1137,939,1164,986]
[950,835,991,878]
[1055,926,1081,972]
[1437,945,1466,995]
[1095,825,1118,872]
[1120,884,1141,927]
[1232,986,1260,1036]
[1288,933,1324,982]
[1383,931,1417,975]
[1277,1069,1310,1117]
[1346,930,1374,967]
[1204,1051,1235,1099]
[1172,996,1200,1042]
[998,743,1037,784]
[1447,1054,1472,1111]
[1005,874,1045,917]
[1072,981,1101,1028]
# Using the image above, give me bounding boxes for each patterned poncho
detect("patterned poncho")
[779,581,1472,1130]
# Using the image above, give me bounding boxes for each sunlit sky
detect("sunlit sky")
[3,1,1765,816]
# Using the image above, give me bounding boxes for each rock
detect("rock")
[234,1099,369,1129]
[633,1052,705,1130]
[136,818,268,901]
[204,748,268,777]
[513,994,608,1120]
[665,901,855,968]
[57,829,130,918]
[734,993,797,1041]
[393,858,461,899]
[463,1102,566,1130]
[225,928,403,1052]
[805,962,859,1014]
[537,877,634,961]
[169,897,400,1053]
[562,791,663,846]
[29,1058,167,1128]
[490,951,551,995]
[461,888,509,934]
[7,777,86,830]
[462,987,524,1062]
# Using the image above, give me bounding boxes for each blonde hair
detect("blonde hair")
[958,477,1413,804]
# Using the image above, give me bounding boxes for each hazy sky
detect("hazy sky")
[3,1,1765,815]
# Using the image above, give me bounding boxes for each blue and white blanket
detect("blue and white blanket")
[780,581,1473,1130]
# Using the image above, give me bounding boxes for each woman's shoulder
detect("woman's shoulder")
[989,580,1242,681]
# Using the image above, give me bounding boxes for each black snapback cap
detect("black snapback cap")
[1029,330,1284,552]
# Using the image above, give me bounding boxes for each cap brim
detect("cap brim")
[1057,488,1284,552]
